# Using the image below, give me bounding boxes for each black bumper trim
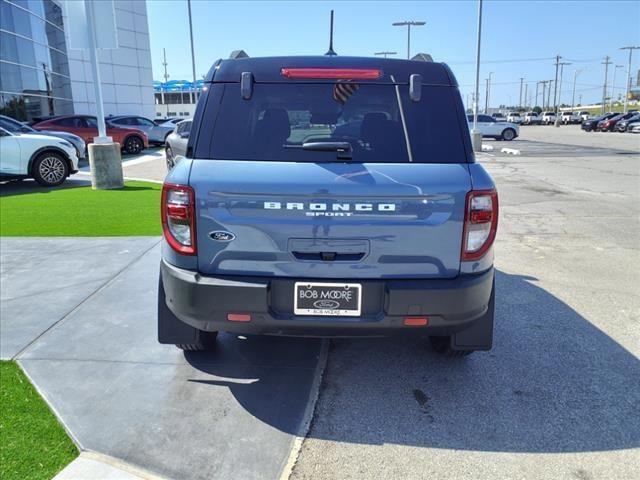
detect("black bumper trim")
[160,259,494,337]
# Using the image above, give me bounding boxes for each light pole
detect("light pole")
[187,0,197,103]
[620,46,640,113]
[610,64,623,112]
[471,0,483,152]
[524,82,528,109]
[535,81,541,108]
[552,54,561,113]
[601,55,612,114]
[374,51,397,58]
[571,69,583,111]
[485,71,493,113]
[519,77,524,108]
[555,62,571,126]
[392,20,426,59]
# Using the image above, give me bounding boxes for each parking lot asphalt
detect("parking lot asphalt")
[290,126,640,479]
[5,239,324,480]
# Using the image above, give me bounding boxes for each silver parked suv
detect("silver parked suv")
[165,119,192,170]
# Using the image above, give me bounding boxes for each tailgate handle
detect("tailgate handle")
[292,251,365,262]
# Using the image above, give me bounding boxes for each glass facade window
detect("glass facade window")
[0,0,73,121]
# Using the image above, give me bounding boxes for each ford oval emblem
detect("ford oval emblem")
[209,231,235,242]
[313,299,340,309]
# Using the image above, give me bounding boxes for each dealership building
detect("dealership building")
[0,0,155,122]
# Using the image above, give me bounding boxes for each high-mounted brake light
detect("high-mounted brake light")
[280,68,382,79]
[161,183,197,255]
[461,189,498,261]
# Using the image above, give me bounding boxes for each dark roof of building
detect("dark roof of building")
[205,56,457,86]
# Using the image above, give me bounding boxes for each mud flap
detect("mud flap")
[451,279,495,351]
[158,275,201,344]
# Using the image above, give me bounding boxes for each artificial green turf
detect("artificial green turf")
[0,361,79,480]
[0,181,162,236]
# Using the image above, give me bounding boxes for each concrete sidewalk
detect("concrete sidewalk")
[1,237,324,480]
[1,237,160,359]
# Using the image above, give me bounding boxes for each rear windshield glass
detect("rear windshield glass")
[194,83,468,163]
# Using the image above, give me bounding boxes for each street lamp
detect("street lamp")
[571,69,583,111]
[374,51,397,58]
[485,71,493,113]
[620,46,640,113]
[471,0,483,152]
[610,64,623,112]
[555,62,571,127]
[187,0,197,102]
[392,20,426,59]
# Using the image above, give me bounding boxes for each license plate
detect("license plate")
[294,282,362,316]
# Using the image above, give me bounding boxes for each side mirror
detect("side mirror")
[179,132,190,139]
[409,74,422,102]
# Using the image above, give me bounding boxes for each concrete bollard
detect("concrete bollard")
[88,142,124,190]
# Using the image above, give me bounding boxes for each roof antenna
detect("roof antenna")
[325,10,337,56]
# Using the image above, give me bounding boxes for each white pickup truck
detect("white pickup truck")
[506,112,523,124]
[523,112,542,125]
[541,111,557,125]
[560,111,580,124]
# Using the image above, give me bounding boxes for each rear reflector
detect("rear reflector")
[404,317,428,326]
[281,68,382,79]
[227,313,251,322]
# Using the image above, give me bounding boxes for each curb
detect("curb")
[54,451,170,480]
[278,339,330,480]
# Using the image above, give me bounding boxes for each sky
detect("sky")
[146,0,640,108]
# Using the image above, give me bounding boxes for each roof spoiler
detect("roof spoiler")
[411,53,433,62]
[229,50,249,59]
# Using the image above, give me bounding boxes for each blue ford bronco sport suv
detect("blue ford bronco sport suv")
[158,56,498,357]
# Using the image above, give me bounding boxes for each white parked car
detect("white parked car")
[467,114,520,141]
[506,112,523,124]
[0,127,78,186]
[560,111,580,124]
[578,111,591,122]
[523,112,542,125]
[541,111,557,125]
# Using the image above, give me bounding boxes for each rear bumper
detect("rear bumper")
[160,259,494,337]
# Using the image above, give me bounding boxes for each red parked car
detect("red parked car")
[597,112,635,132]
[32,115,149,155]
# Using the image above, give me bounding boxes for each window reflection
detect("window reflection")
[0,0,72,121]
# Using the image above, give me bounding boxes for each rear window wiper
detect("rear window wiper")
[285,141,353,160]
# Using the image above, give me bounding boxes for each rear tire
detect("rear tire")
[501,128,516,141]
[32,151,69,186]
[176,331,219,351]
[123,135,144,155]
[429,336,473,357]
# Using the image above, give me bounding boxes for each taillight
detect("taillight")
[161,183,196,255]
[461,189,498,261]
[280,68,382,79]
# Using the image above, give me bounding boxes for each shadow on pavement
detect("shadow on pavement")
[184,334,322,435]
[0,177,91,196]
[186,270,639,453]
